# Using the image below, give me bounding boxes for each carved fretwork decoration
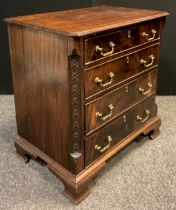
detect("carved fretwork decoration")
[69,51,82,159]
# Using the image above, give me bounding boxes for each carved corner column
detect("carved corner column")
[68,49,84,175]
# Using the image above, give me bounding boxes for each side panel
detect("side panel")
[8,25,74,171]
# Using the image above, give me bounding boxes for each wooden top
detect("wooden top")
[5,6,169,36]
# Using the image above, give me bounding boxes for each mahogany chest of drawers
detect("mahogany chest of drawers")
[5,6,169,204]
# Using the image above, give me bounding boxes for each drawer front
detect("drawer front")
[85,96,156,166]
[85,44,159,99]
[85,70,157,134]
[85,19,161,65]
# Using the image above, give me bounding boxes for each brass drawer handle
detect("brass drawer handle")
[140,55,155,68]
[142,29,157,41]
[137,109,150,123]
[138,82,152,95]
[95,72,115,87]
[96,104,114,121]
[96,42,115,57]
[95,136,113,153]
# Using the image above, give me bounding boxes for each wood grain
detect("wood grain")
[5,6,169,36]
[84,116,161,169]
[85,19,161,65]
[7,24,83,173]
[85,70,157,134]
[15,135,105,204]
[15,112,161,204]
[6,5,168,204]
[85,44,159,99]
[85,96,156,166]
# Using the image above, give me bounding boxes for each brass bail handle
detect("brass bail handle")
[95,72,115,87]
[140,55,155,68]
[96,104,114,121]
[137,109,150,123]
[96,41,115,57]
[95,136,113,153]
[138,82,152,95]
[142,29,157,41]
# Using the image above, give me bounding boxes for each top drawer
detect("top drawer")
[85,19,162,65]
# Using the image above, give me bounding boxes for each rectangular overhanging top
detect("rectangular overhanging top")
[5,6,169,37]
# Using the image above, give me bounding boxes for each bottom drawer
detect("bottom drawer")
[85,96,156,166]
